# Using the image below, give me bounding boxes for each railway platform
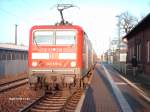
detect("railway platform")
[80,63,121,112]
[79,63,150,112]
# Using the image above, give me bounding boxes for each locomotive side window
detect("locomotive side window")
[33,31,54,45]
[56,31,76,45]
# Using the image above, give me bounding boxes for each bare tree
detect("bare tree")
[116,11,138,36]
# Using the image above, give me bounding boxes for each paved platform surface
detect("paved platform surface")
[80,63,150,112]
[81,64,121,112]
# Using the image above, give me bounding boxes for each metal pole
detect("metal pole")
[15,24,18,45]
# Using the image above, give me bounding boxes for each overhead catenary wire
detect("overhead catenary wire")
[21,0,42,17]
[0,8,30,25]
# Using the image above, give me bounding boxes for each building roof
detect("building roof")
[0,43,28,51]
[123,12,150,40]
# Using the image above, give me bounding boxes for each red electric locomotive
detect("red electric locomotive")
[28,4,96,90]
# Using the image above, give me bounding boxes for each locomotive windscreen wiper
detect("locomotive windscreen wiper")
[33,37,39,48]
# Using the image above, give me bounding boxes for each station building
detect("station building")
[123,13,150,76]
[0,43,28,76]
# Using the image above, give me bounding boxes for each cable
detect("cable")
[21,0,40,17]
[0,8,30,25]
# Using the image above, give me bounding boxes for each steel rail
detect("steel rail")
[0,78,28,92]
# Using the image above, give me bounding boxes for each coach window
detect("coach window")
[56,31,76,45]
[33,31,54,45]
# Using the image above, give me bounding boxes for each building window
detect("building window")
[128,46,134,61]
[137,44,141,61]
[0,53,2,60]
[12,53,15,60]
[7,53,11,60]
[129,47,132,61]
[139,44,141,61]
[130,46,134,60]
[129,48,131,60]
[132,47,135,57]
[147,41,150,62]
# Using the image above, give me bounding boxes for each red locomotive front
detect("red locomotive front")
[28,25,84,89]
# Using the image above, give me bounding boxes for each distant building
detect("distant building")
[123,13,150,75]
[108,39,127,64]
[0,43,28,76]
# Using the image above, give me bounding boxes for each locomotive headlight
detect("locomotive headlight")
[32,61,38,67]
[70,61,76,67]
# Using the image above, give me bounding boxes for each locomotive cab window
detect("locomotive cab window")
[56,31,76,45]
[33,30,76,45]
[33,31,54,45]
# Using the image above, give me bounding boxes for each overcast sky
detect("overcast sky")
[0,0,150,54]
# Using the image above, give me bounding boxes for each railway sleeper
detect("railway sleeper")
[65,106,76,111]
[32,105,63,110]
[31,108,60,112]
[66,101,78,107]
[38,102,64,107]
[41,100,66,104]
[44,99,67,102]
[43,95,66,99]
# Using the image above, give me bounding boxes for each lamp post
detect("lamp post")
[116,15,121,71]
[122,37,128,75]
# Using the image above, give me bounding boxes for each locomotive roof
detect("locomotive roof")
[30,25,84,31]
[0,43,28,52]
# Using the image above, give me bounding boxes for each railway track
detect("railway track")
[0,78,28,92]
[20,88,83,112]
[63,89,83,112]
